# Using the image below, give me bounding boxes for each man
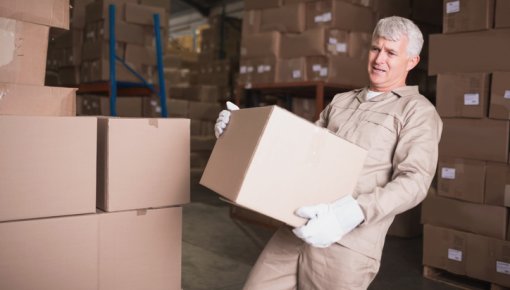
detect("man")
[215,16,442,290]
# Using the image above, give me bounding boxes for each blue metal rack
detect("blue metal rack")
[107,4,168,117]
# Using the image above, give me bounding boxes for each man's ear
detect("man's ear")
[406,55,420,71]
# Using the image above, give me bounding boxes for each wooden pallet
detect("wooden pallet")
[423,266,510,290]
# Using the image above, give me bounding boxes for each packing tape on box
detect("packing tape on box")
[0,18,15,67]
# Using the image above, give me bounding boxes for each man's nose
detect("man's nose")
[374,51,385,63]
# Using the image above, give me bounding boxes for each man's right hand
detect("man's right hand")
[214,101,240,138]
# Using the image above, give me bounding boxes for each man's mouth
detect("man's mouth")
[372,67,386,73]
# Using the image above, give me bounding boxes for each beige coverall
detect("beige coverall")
[243,86,443,290]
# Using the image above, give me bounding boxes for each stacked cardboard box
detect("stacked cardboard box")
[422,0,510,286]
[0,2,188,289]
[238,0,415,88]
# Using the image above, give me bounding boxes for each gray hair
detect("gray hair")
[372,16,424,57]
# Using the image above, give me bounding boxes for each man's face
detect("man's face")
[367,36,419,92]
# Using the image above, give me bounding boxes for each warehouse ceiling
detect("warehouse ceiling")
[171,0,239,16]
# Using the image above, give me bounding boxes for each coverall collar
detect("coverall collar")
[356,86,420,103]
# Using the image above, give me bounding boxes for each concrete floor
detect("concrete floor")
[183,184,458,290]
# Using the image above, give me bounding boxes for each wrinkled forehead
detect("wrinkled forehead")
[370,36,409,51]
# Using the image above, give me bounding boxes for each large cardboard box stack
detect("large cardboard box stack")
[1,2,188,288]
[422,0,510,286]
[238,0,417,88]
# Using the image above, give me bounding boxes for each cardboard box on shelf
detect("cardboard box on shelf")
[84,0,137,23]
[0,18,49,85]
[327,30,371,59]
[241,31,281,59]
[292,98,316,122]
[0,83,76,116]
[57,66,81,86]
[260,3,305,33]
[191,136,216,151]
[442,0,494,33]
[327,55,369,88]
[495,0,510,28]
[124,3,167,27]
[0,0,69,29]
[80,58,144,83]
[423,224,471,276]
[70,0,95,29]
[436,73,490,118]
[305,0,376,32]
[242,10,260,36]
[489,72,510,120]
[249,57,280,85]
[188,101,222,122]
[280,27,326,58]
[439,118,510,163]
[97,118,190,212]
[167,98,189,118]
[485,162,510,206]
[82,41,126,61]
[125,44,156,66]
[278,56,329,83]
[428,29,510,75]
[84,19,145,45]
[421,194,508,239]
[436,158,486,203]
[77,95,145,117]
[200,106,367,227]
[0,116,97,222]
[139,0,172,12]
[412,0,443,26]
[244,0,283,9]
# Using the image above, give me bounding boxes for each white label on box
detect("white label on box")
[314,15,324,23]
[264,65,271,72]
[241,47,247,56]
[441,167,456,179]
[322,12,332,22]
[464,93,480,105]
[247,66,254,73]
[448,248,462,261]
[312,64,322,72]
[446,1,460,14]
[257,65,265,73]
[240,66,247,74]
[497,261,510,274]
[336,43,347,53]
[245,82,252,89]
[504,90,510,99]
[292,70,302,79]
[150,100,157,106]
[320,68,328,76]
[329,37,338,44]
[155,106,162,113]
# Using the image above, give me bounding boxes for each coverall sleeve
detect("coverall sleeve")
[355,103,443,225]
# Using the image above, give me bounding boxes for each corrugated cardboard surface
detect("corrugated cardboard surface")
[306,0,375,32]
[443,0,494,33]
[97,118,190,212]
[0,207,182,290]
[327,55,369,87]
[244,0,283,9]
[495,0,510,28]
[84,19,145,45]
[421,194,508,239]
[423,224,470,276]
[0,0,69,29]
[439,118,509,162]
[200,106,367,227]
[260,3,305,33]
[437,158,486,203]
[423,224,510,287]
[436,73,490,118]
[489,71,510,120]
[0,18,49,85]
[241,31,281,59]
[0,83,76,116]
[0,116,97,222]
[429,29,510,75]
[124,3,167,26]
[0,214,99,290]
[485,162,510,206]
[278,56,329,82]
[98,207,182,290]
[242,10,260,36]
[280,27,326,58]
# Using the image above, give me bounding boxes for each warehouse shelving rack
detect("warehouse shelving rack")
[77,4,168,117]
[235,81,357,119]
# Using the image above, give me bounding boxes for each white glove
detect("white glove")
[214,101,240,138]
[292,195,365,248]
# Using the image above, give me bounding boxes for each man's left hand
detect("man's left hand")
[293,195,365,248]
